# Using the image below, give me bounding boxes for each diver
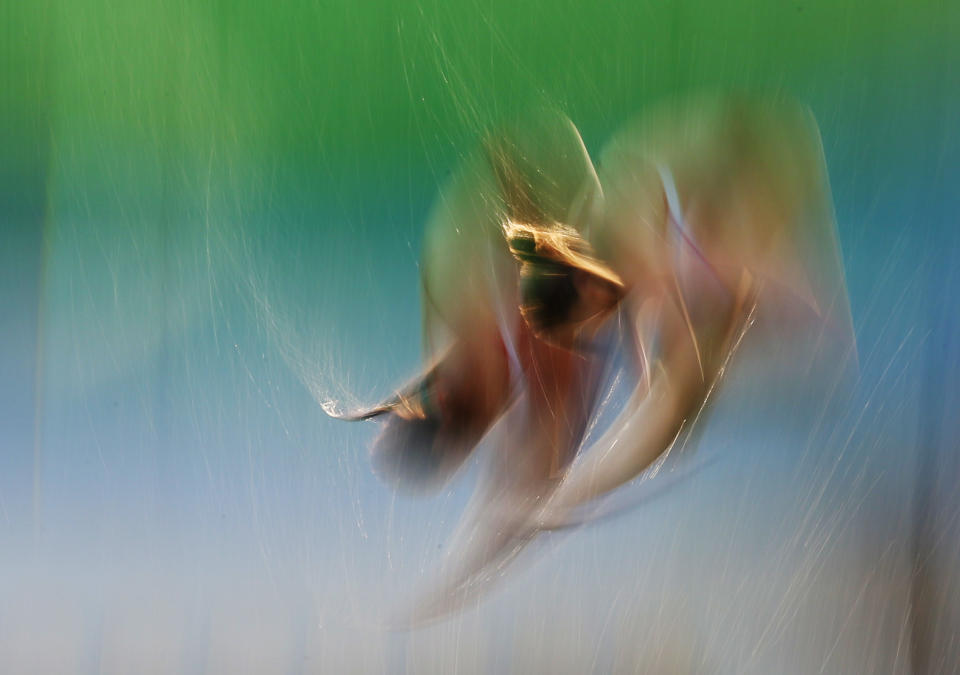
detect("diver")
[328,95,855,622]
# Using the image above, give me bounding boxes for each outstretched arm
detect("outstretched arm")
[538,271,755,526]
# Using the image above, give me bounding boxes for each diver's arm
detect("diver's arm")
[537,264,760,528]
[539,290,708,519]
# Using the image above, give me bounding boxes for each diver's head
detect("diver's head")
[505,220,624,345]
[480,109,619,343]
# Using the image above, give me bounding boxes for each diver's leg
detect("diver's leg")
[402,330,611,623]
[370,326,513,492]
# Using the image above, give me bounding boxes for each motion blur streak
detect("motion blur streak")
[334,98,856,624]
[2,1,958,672]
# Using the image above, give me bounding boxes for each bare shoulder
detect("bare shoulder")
[599,93,825,191]
[593,93,831,281]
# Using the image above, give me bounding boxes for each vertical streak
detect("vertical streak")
[910,232,957,674]
[32,184,51,541]
[909,21,959,667]
[31,0,56,543]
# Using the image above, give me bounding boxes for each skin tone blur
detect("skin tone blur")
[329,95,854,624]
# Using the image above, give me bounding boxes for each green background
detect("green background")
[2,1,958,671]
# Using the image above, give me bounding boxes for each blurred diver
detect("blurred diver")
[326,94,855,623]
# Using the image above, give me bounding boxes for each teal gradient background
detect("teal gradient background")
[2,1,958,672]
